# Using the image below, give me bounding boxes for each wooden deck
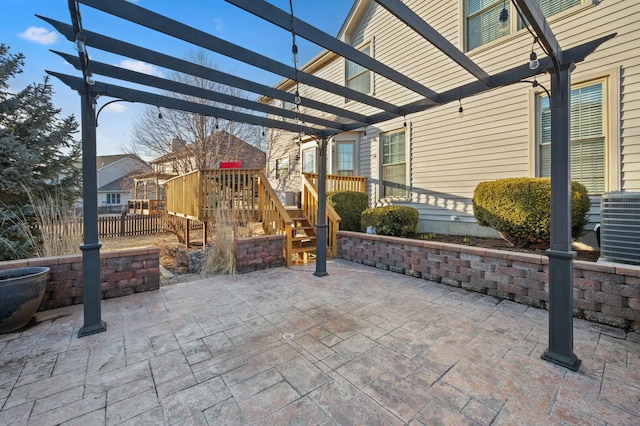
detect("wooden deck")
[163,169,366,266]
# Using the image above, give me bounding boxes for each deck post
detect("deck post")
[203,221,208,247]
[314,136,329,277]
[542,63,581,371]
[185,217,190,248]
[78,90,107,337]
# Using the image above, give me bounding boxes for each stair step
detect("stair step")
[292,235,316,242]
[291,246,316,254]
[293,225,314,231]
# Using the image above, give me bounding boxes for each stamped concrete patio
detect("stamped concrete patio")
[1,259,639,425]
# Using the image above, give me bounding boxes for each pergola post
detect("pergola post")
[541,64,580,371]
[314,136,329,277]
[78,91,107,337]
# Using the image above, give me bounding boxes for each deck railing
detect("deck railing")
[165,169,363,265]
[128,199,165,215]
[302,175,341,258]
[257,171,294,265]
[201,169,261,221]
[165,169,294,264]
[304,173,367,193]
[166,169,264,221]
[166,170,203,220]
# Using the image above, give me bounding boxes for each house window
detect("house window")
[276,156,289,180]
[106,193,121,204]
[466,0,506,51]
[282,99,296,123]
[336,141,355,176]
[537,80,606,194]
[466,0,583,51]
[346,43,371,94]
[302,148,316,174]
[517,0,581,29]
[381,130,406,198]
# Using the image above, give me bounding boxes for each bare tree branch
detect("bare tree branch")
[129,50,265,170]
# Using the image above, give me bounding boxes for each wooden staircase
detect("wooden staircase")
[286,208,317,264]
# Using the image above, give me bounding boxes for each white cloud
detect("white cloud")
[104,103,128,113]
[18,27,58,45]
[212,18,225,33]
[118,59,164,77]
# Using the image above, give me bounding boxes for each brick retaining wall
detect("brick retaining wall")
[0,248,160,311]
[235,235,285,273]
[337,231,640,332]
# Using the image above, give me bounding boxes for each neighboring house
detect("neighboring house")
[266,0,639,236]
[96,154,150,211]
[150,131,266,175]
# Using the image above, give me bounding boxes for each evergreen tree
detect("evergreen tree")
[0,44,81,260]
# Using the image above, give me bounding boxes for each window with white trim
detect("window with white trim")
[302,148,316,174]
[336,141,355,176]
[282,99,296,124]
[381,130,406,198]
[106,193,121,204]
[276,156,289,180]
[518,0,581,29]
[346,43,371,94]
[537,80,606,194]
[466,0,584,51]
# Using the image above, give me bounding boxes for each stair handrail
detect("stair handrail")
[301,175,341,257]
[257,171,294,266]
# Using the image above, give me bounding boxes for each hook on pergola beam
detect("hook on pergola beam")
[514,0,564,66]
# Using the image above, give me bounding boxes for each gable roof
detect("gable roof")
[96,154,133,168]
[98,173,135,192]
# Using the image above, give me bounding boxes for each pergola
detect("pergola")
[42,0,614,371]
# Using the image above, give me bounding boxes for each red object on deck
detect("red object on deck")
[219,161,243,169]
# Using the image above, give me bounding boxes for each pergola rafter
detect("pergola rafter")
[47,71,333,135]
[39,16,372,126]
[45,0,615,371]
[226,0,440,103]
[53,51,356,131]
[72,0,402,114]
[373,0,491,84]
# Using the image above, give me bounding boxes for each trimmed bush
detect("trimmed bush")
[473,177,590,247]
[327,190,368,232]
[361,206,419,237]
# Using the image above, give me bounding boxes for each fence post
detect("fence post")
[120,212,126,237]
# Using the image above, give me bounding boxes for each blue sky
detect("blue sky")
[2,0,355,156]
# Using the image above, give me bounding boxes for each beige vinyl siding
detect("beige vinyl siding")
[266,0,640,234]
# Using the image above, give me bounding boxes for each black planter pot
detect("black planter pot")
[0,267,49,334]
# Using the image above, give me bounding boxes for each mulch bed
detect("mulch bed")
[413,234,600,262]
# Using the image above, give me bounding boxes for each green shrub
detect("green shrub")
[327,190,368,232]
[473,177,590,247]
[361,206,419,237]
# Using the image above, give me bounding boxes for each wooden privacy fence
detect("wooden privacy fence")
[97,214,167,237]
